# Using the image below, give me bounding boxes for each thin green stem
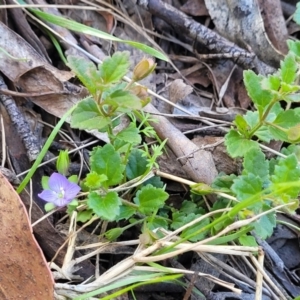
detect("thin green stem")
[248,98,278,138]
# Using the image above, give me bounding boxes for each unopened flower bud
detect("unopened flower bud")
[130,85,148,99]
[133,58,156,82]
[56,150,70,176]
[287,124,300,143]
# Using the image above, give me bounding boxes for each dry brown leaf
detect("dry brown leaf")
[97,10,115,33]
[0,172,54,299]
[0,21,112,142]
[169,79,193,104]
[258,0,288,54]
[0,22,71,82]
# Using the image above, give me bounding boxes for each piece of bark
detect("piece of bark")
[144,103,217,184]
[0,74,40,161]
[204,0,284,68]
[136,0,275,74]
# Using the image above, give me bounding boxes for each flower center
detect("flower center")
[58,187,65,199]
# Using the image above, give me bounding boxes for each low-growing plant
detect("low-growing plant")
[37,40,300,245]
[30,11,300,251]
[38,52,172,239]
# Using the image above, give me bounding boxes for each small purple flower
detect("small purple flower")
[38,173,81,207]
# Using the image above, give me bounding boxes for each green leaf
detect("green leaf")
[224,129,260,157]
[287,39,300,57]
[179,200,197,214]
[45,203,56,212]
[87,191,121,221]
[212,173,237,191]
[105,90,142,111]
[282,93,300,102]
[280,82,300,93]
[181,215,210,242]
[272,109,300,128]
[294,3,300,25]
[134,185,168,215]
[234,114,249,135]
[71,97,111,130]
[41,176,49,190]
[244,70,273,113]
[115,205,136,221]
[269,109,300,142]
[243,149,269,182]
[85,172,108,189]
[281,144,300,160]
[68,175,78,183]
[30,9,169,61]
[99,52,130,84]
[232,173,263,202]
[147,217,168,230]
[261,74,281,92]
[280,52,297,84]
[67,56,100,96]
[238,235,258,247]
[270,155,300,198]
[244,108,281,142]
[90,144,125,187]
[143,176,164,188]
[253,211,276,239]
[126,149,148,180]
[77,210,94,223]
[115,123,141,145]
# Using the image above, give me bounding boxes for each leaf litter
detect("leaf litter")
[0,1,300,299]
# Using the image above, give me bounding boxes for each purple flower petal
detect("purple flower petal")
[48,173,70,193]
[64,182,81,201]
[38,190,59,203]
[38,173,81,207]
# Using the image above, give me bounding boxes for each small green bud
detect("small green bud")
[190,183,213,195]
[56,150,70,175]
[133,58,156,82]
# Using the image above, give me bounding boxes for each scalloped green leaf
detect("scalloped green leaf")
[253,211,276,239]
[224,129,260,158]
[90,144,125,187]
[99,52,130,84]
[115,123,141,145]
[134,185,168,215]
[105,90,142,111]
[244,70,273,112]
[231,173,263,202]
[126,149,148,180]
[280,52,297,84]
[70,97,111,130]
[87,191,121,221]
[242,149,269,182]
[67,56,101,96]
[270,155,300,198]
[287,39,300,57]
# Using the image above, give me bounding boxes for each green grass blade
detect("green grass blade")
[26,8,169,61]
[17,106,76,194]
